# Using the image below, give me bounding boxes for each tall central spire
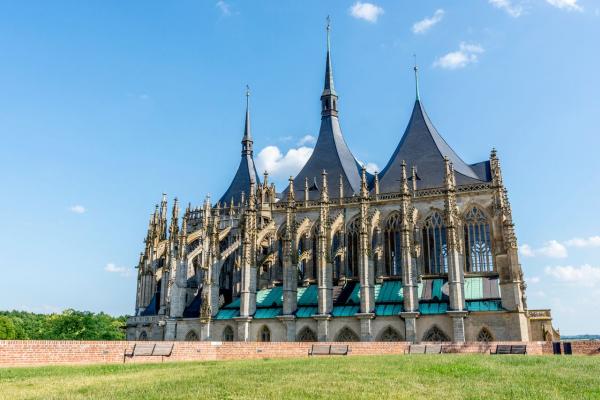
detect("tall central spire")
[413,54,420,101]
[321,16,338,117]
[242,85,253,156]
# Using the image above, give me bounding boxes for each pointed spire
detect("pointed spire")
[242,85,253,156]
[400,161,409,195]
[374,171,380,198]
[321,16,338,117]
[411,165,418,192]
[444,156,456,190]
[320,170,329,203]
[413,54,420,101]
[287,176,295,203]
[304,177,309,204]
[360,166,368,199]
[339,174,344,201]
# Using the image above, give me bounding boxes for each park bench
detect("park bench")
[492,344,526,355]
[425,344,442,354]
[405,344,426,354]
[308,344,349,356]
[308,344,331,356]
[329,345,349,355]
[124,343,174,362]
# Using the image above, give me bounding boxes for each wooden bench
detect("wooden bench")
[492,345,526,355]
[425,344,442,354]
[329,345,349,355]
[405,344,426,354]
[308,344,331,356]
[124,343,175,362]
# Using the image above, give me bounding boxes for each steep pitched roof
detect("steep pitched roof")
[283,25,365,200]
[379,99,489,192]
[219,90,260,205]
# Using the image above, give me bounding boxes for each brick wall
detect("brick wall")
[0,340,598,367]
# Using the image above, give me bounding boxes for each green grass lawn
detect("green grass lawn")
[1,355,599,400]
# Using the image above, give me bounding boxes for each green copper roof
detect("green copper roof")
[296,306,318,318]
[375,303,403,316]
[375,281,403,303]
[346,284,360,305]
[332,305,360,317]
[223,297,240,309]
[466,300,503,312]
[465,277,483,300]
[256,286,283,307]
[298,285,318,306]
[215,308,240,320]
[254,307,282,319]
[419,302,448,315]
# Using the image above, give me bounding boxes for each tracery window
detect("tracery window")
[422,326,450,342]
[311,230,318,280]
[297,327,317,342]
[422,212,448,274]
[138,331,148,341]
[258,326,271,342]
[379,326,402,342]
[185,330,199,341]
[335,327,360,342]
[222,326,234,342]
[332,231,343,280]
[477,328,494,342]
[464,207,494,273]
[384,213,402,277]
[298,237,306,282]
[346,219,360,278]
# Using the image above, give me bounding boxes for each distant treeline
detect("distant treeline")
[561,335,600,341]
[0,310,127,340]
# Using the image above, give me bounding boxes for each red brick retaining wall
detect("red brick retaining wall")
[0,340,598,367]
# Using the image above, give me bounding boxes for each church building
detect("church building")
[126,25,558,343]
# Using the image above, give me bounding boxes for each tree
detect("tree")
[0,316,16,339]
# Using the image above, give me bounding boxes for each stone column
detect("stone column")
[282,177,298,317]
[277,315,297,341]
[399,312,419,343]
[317,171,333,316]
[313,314,331,341]
[357,168,375,341]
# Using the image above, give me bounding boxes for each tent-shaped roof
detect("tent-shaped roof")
[219,89,260,205]
[379,99,489,192]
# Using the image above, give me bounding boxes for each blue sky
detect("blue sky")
[0,1,598,335]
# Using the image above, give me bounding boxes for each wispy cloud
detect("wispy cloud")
[489,0,524,17]
[546,0,583,12]
[216,1,231,16]
[412,9,445,34]
[519,240,568,258]
[297,135,317,146]
[349,2,384,23]
[256,145,313,183]
[545,264,600,287]
[105,263,132,278]
[564,236,600,248]
[433,42,484,70]
[358,160,380,174]
[69,205,86,214]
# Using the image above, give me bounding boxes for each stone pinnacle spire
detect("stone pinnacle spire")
[413,54,420,101]
[242,85,253,156]
[321,16,338,117]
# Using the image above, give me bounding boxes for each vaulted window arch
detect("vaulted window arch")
[222,326,235,342]
[335,327,360,342]
[258,325,271,342]
[477,327,494,342]
[185,330,199,341]
[422,326,450,342]
[384,213,402,277]
[346,219,360,278]
[422,212,447,274]
[297,327,317,342]
[332,230,343,280]
[379,326,403,342]
[464,207,494,273]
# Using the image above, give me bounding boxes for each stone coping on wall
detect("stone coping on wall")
[0,340,598,367]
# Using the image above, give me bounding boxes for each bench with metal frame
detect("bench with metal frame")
[492,344,527,355]
[308,344,349,356]
[124,343,174,362]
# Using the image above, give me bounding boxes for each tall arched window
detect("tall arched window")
[258,326,271,342]
[332,231,342,280]
[222,326,234,342]
[422,212,447,274]
[346,219,360,278]
[464,207,494,273]
[298,237,306,282]
[311,228,318,280]
[384,213,402,277]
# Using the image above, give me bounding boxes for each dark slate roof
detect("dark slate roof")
[218,95,260,205]
[284,116,365,200]
[379,100,489,192]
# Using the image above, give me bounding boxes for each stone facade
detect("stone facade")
[127,26,558,344]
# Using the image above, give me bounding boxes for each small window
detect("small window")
[477,328,494,342]
[185,330,199,341]
[138,331,148,341]
[222,326,234,342]
[259,326,271,342]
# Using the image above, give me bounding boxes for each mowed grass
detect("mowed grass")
[1,355,600,400]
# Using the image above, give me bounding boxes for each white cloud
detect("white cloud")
[69,205,86,214]
[358,161,380,174]
[412,9,445,34]
[297,135,317,146]
[489,0,524,17]
[529,276,541,284]
[545,264,600,287]
[433,42,484,70]
[105,263,132,278]
[216,1,231,16]
[546,0,583,11]
[565,236,600,248]
[349,2,384,23]
[256,145,313,183]
[519,240,568,258]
